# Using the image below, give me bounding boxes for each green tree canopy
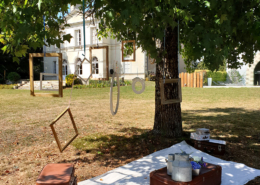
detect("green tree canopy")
[91,0,260,71]
[1,0,260,71]
[0,0,82,62]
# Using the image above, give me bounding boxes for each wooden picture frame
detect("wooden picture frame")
[50,107,79,153]
[89,46,109,80]
[122,40,136,62]
[40,73,59,91]
[29,53,63,97]
[160,78,182,105]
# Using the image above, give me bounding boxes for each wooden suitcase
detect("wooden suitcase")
[36,163,77,185]
[150,163,222,185]
[186,139,226,156]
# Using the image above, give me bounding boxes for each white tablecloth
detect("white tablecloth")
[79,141,260,185]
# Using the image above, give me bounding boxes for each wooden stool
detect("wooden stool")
[36,163,77,185]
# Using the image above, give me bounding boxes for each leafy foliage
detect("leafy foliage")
[0,0,80,61]
[202,70,227,83]
[0,77,5,84]
[7,72,21,82]
[89,0,260,71]
[227,69,244,84]
[0,28,43,80]
[0,0,260,73]
[123,42,134,57]
[196,59,226,72]
[180,1,260,71]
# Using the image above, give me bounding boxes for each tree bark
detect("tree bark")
[153,25,182,137]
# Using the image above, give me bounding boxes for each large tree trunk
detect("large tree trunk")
[153,25,182,137]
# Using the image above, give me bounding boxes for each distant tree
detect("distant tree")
[0,28,43,81]
[0,0,81,62]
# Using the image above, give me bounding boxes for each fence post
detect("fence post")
[194,72,196,88]
[200,72,203,88]
[184,73,186,87]
[186,73,189,87]
[191,73,194,88]
[181,73,183,87]
[181,73,185,87]
[196,72,199,88]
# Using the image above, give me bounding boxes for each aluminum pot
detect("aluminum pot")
[171,153,192,182]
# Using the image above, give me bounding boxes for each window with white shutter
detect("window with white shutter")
[75,30,81,46]
[124,62,131,73]
[91,28,97,45]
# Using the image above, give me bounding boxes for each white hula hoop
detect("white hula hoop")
[110,72,120,116]
[132,77,145,94]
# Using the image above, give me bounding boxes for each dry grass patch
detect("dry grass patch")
[0,84,260,184]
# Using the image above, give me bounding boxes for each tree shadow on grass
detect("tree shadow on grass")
[182,107,260,185]
[60,128,184,165]
[182,107,260,143]
[59,108,260,184]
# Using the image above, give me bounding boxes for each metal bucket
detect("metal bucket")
[171,153,192,182]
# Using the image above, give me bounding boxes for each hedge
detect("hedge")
[195,70,227,84]
[7,72,21,82]
[0,84,17,89]
[73,79,132,89]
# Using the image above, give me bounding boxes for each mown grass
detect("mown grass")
[0,82,260,184]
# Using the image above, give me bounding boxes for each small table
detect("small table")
[150,163,221,185]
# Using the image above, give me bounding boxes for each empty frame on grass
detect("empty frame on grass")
[160,78,182,105]
[29,53,63,97]
[40,73,59,91]
[50,107,79,153]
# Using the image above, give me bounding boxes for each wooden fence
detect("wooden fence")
[179,72,204,88]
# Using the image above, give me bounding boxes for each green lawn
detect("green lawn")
[0,82,260,184]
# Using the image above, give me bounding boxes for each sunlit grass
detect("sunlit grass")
[0,83,260,184]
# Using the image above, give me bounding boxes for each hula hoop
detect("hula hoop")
[110,72,120,116]
[132,77,145,94]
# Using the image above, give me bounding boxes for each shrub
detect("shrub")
[228,69,243,83]
[0,78,5,84]
[198,70,227,84]
[124,80,131,86]
[65,74,82,87]
[148,71,156,81]
[73,78,132,89]
[7,72,21,82]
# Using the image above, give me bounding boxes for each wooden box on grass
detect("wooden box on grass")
[36,163,77,185]
[186,139,226,156]
[150,163,221,185]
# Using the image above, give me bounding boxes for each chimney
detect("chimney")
[70,5,75,12]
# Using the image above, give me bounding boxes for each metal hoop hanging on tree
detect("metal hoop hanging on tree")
[132,68,145,94]
[132,77,145,94]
